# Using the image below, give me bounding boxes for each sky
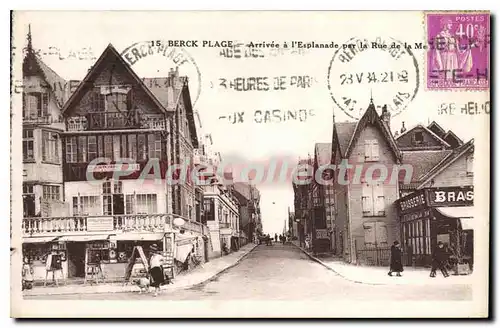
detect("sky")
[12,11,488,235]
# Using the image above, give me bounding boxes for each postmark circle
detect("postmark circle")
[120,41,202,108]
[327,37,420,120]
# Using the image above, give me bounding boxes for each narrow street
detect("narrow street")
[25,244,471,301]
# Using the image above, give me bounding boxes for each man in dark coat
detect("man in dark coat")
[388,241,403,277]
[430,241,449,277]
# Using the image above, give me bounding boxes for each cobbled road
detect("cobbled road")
[25,244,471,301]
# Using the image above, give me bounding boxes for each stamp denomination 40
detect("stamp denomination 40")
[425,12,490,90]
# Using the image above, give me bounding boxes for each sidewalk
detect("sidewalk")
[23,243,258,296]
[292,242,474,286]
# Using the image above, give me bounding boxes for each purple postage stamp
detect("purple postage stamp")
[426,12,490,90]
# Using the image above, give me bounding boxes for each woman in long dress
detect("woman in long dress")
[388,241,404,277]
[149,244,165,297]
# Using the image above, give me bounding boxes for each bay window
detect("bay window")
[42,131,59,163]
[23,92,49,119]
[72,196,101,216]
[23,129,34,161]
[42,185,61,201]
[125,194,157,214]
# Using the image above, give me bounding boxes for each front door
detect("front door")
[113,194,124,215]
[67,242,86,278]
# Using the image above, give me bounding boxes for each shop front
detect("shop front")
[21,215,176,282]
[22,236,67,281]
[397,186,474,269]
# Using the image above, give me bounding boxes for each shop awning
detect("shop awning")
[460,218,474,230]
[23,236,59,243]
[111,233,165,241]
[435,206,474,219]
[58,235,110,242]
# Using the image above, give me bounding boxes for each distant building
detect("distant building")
[232,182,262,243]
[292,157,313,249]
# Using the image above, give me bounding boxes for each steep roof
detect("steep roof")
[417,139,474,188]
[61,44,168,116]
[344,102,401,161]
[23,47,68,108]
[142,77,171,107]
[181,78,199,148]
[396,124,451,148]
[334,122,357,157]
[401,150,453,182]
[442,130,464,147]
[314,143,332,166]
[427,121,447,138]
[141,76,199,148]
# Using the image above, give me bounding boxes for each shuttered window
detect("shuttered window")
[362,182,385,217]
[364,140,379,162]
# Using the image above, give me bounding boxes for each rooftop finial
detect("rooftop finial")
[370,89,373,104]
[27,24,33,53]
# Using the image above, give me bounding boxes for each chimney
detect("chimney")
[400,121,407,134]
[381,105,391,126]
[168,67,175,78]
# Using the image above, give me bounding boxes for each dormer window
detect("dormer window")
[99,85,132,112]
[413,131,424,145]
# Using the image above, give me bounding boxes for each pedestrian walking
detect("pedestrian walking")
[274,233,278,242]
[149,244,165,296]
[22,257,34,290]
[388,241,403,277]
[430,241,450,278]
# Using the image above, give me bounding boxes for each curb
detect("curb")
[188,243,259,289]
[291,243,386,286]
[23,244,259,297]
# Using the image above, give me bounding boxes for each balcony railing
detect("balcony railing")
[23,215,170,236]
[23,115,63,125]
[219,222,232,229]
[67,112,166,132]
[86,112,141,130]
[22,215,210,237]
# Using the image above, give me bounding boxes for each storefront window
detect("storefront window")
[87,241,110,264]
[23,243,52,262]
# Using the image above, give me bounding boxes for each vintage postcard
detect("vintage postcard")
[10,11,490,318]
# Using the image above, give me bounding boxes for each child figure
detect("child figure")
[22,257,34,290]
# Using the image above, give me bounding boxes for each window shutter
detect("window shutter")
[371,140,380,161]
[22,93,26,118]
[374,222,388,245]
[362,183,373,216]
[127,89,133,111]
[373,182,385,215]
[363,222,376,247]
[42,93,49,115]
[364,140,371,160]
[466,156,473,173]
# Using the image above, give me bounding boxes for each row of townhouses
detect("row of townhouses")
[20,31,262,281]
[291,101,474,270]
